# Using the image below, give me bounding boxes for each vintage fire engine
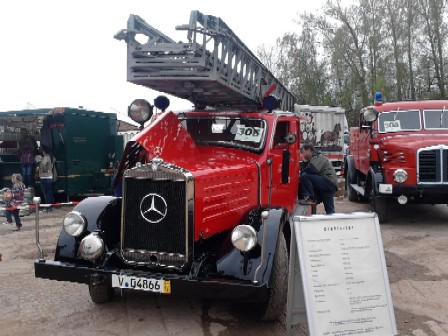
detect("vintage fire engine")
[34,11,306,320]
[346,92,448,223]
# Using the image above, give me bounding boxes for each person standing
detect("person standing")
[3,173,26,231]
[39,146,55,212]
[299,142,339,214]
[18,127,38,187]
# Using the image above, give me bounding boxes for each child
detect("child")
[3,173,26,231]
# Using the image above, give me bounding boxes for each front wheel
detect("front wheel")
[346,176,358,202]
[259,234,288,321]
[89,283,114,303]
[372,196,388,223]
[345,161,359,202]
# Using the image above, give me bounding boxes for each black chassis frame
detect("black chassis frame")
[34,196,289,302]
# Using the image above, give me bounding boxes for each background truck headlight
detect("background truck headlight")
[393,169,408,183]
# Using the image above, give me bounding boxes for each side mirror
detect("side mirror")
[285,133,297,144]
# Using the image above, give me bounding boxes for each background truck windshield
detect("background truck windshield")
[378,110,421,133]
[423,109,448,129]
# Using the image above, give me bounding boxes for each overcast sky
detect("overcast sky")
[0,0,324,117]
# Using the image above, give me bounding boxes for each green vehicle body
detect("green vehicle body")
[0,107,124,199]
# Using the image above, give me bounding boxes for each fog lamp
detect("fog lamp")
[63,211,86,237]
[80,233,104,261]
[231,225,257,252]
[393,169,408,183]
[397,195,408,205]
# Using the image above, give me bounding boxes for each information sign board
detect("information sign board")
[286,212,397,336]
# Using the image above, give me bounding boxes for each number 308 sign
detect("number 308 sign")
[235,125,263,142]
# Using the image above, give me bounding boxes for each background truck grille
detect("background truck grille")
[122,176,187,266]
[418,148,448,183]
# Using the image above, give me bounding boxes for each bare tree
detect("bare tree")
[418,0,447,98]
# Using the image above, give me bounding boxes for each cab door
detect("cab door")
[268,119,299,211]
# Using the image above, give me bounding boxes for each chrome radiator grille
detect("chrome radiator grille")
[121,163,193,268]
[418,147,448,183]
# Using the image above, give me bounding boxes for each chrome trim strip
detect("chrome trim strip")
[417,145,448,184]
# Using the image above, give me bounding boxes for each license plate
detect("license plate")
[379,184,393,194]
[112,274,171,294]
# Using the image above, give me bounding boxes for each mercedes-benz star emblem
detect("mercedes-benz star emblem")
[140,193,168,223]
[153,146,162,156]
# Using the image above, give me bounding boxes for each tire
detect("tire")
[259,234,288,321]
[346,176,358,202]
[345,163,358,202]
[372,196,388,223]
[89,283,114,303]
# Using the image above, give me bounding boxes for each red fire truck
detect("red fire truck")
[34,11,307,321]
[346,92,448,223]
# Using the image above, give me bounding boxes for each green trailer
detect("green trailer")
[0,107,125,200]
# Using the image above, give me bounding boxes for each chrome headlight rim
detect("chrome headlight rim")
[393,169,408,183]
[63,211,87,237]
[231,225,258,252]
[80,232,104,261]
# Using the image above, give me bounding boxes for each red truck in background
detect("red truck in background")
[345,94,448,223]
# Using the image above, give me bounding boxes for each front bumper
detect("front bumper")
[378,183,448,202]
[34,259,269,301]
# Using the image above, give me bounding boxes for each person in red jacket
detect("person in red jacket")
[3,173,26,231]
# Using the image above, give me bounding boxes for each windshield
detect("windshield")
[378,110,421,133]
[423,109,448,129]
[180,116,266,152]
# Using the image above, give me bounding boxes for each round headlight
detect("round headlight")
[128,99,153,123]
[63,211,86,237]
[80,233,104,261]
[363,108,378,122]
[393,169,408,183]
[231,225,257,252]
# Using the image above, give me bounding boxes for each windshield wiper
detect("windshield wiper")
[440,107,446,127]
[393,108,401,121]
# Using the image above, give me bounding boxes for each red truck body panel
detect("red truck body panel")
[131,110,301,241]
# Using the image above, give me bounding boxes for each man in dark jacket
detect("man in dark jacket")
[299,143,339,214]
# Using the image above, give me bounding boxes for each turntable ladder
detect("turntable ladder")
[115,11,295,111]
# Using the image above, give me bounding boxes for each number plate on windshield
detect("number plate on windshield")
[112,274,171,294]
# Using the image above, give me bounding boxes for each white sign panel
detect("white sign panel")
[383,120,401,132]
[234,125,263,142]
[294,213,397,336]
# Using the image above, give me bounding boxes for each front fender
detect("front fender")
[368,167,383,195]
[216,207,288,286]
[55,196,122,261]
